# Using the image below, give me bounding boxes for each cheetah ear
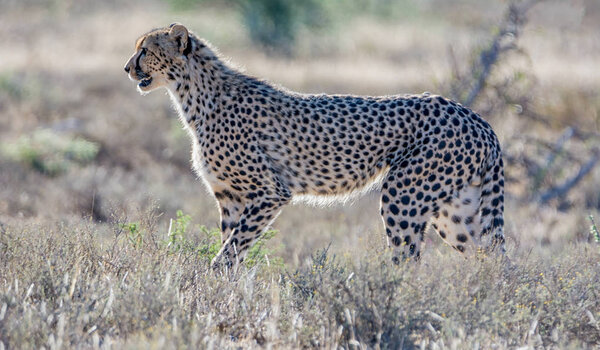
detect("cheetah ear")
[169,23,189,54]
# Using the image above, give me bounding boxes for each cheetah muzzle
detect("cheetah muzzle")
[138,77,152,88]
[124,23,506,269]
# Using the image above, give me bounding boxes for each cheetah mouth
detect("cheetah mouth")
[138,77,153,88]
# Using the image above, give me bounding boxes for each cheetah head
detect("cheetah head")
[124,23,191,94]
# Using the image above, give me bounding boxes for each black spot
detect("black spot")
[401,196,410,205]
[493,217,504,227]
[387,217,396,227]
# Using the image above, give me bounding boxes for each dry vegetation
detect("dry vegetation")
[1,0,600,348]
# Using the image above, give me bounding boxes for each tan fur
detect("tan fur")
[125,24,505,267]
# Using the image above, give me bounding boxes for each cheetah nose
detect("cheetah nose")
[124,65,130,73]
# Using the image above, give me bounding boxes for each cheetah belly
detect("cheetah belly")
[262,139,390,200]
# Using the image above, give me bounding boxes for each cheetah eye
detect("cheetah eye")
[140,48,147,56]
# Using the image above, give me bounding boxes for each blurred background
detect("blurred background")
[1,0,599,264]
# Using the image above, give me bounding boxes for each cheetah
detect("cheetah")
[124,24,505,267]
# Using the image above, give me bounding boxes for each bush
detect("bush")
[1,129,99,176]
[238,0,329,56]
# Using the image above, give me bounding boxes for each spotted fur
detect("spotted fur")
[124,24,505,267]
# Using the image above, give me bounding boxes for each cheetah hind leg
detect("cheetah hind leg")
[430,181,484,255]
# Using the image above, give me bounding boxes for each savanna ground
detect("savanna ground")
[1,0,600,348]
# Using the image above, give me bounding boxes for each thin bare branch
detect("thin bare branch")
[460,0,542,107]
[532,127,574,191]
[539,151,600,204]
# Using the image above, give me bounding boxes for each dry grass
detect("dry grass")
[1,0,600,348]
[1,216,599,348]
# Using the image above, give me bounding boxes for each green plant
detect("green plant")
[195,225,222,261]
[238,0,330,55]
[1,130,99,176]
[163,210,282,266]
[166,210,192,253]
[244,229,284,268]
[0,72,25,99]
[164,210,222,260]
[590,215,600,244]
[119,222,143,249]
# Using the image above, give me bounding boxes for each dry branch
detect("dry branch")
[539,151,600,204]
[532,127,574,191]
[452,0,542,107]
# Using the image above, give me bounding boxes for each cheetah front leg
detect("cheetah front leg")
[216,196,245,245]
[380,166,433,263]
[211,196,287,270]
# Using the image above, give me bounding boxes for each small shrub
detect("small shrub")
[119,222,143,249]
[163,209,283,267]
[0,72,26,100]
[195,225,222,261]
[288,245,347,300]
[164,210,221,260]
[1,129,99,176]
[238,0,329,55]
[166,209,192,253]
[244,229,284,269]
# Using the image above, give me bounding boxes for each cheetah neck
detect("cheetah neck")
[166,38,232,130]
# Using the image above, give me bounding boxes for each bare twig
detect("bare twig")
[453,0,542,107]
[532,127,574,191]
[519,109,600,141]
[447,45,464,99]
[542,127,574,166]
[539,151,600,204]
